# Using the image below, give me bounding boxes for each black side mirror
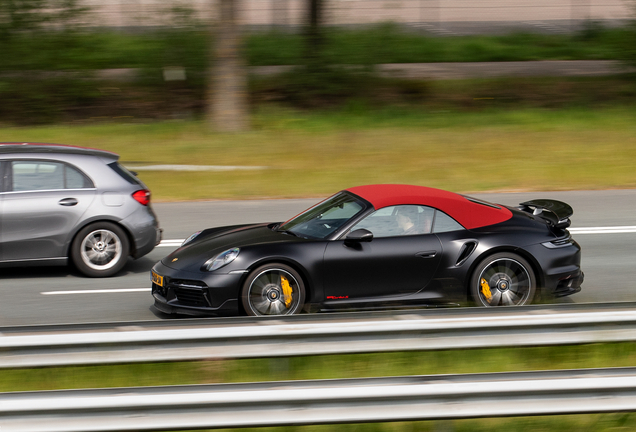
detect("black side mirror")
[345,228,373,244]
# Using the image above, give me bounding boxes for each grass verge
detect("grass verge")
[5,343,636,391]
[1,105,635,200]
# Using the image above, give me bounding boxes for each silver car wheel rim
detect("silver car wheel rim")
[248,268,301,316]
[477,258,532,307]
[80,229,123,271]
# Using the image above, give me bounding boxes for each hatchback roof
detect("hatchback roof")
[0,143,118,159]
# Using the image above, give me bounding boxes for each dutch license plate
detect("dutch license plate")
[151,271,163,287]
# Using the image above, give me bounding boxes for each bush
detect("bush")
[0,0,88,40]
[0,75,101,124]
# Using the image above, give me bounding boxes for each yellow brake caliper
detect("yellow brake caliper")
[280,276,293,308]
[480,278,492,304]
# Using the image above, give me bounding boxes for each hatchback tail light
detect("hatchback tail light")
[132,189,151,206]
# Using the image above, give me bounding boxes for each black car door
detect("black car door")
[322,205,442,301]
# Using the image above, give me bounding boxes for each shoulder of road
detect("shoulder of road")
[90,61,632,82]
[251,61,630,80]
[5,61,628,82]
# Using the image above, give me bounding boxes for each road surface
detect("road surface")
[1,189,634,326]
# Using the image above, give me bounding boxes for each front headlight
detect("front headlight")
[203,247,240,272]
[182,231,202,246]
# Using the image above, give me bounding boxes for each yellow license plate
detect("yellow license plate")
[151,271,163,287]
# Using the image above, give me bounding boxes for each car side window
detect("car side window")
[432,210,464,233]
[11,161,93,192]
[350,205,435,238]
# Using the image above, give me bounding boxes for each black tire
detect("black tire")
[71,222,130,277]
[241,263,306,316]
[470,252,536,307]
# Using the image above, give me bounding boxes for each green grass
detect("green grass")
[224,415,636,432]
[4,343,636,431]
[1,23,635,71]
[6,343,636,392]
[1,105,635,201]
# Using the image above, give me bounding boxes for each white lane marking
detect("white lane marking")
[127,165,267,172]
[159,240,184,247]
[569,227,636,234]
[41,288,151,295]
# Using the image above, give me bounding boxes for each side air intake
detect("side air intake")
[456,241,477,266]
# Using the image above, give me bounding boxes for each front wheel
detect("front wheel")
[470,252,536,307]
[71,222,130,277]
[241,264,306,316]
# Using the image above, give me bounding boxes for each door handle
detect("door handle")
[416,250,437,259]
[58,198,78,206]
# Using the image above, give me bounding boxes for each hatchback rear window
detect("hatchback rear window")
[108,162,142,185]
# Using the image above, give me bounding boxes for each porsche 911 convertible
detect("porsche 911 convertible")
[151,184,583,316]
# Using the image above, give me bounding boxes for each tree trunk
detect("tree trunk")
[305,0,323,70]
[207,0,249,132]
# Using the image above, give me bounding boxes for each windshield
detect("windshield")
[278,192,367,239]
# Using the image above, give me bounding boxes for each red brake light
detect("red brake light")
[132,189,150,206]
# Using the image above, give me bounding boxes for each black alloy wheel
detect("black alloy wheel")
[241,263,306,316]
[471,252,536,307]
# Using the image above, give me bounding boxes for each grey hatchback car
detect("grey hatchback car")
[0,143,161,277]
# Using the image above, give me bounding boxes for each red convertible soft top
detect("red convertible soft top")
[346,184,512,229]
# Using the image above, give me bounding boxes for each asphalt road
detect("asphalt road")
[1,189,635,326]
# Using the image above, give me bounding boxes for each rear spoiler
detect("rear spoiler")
[519,199,573,229]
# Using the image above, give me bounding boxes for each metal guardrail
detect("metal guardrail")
[3,367,636,431]
[3,302,636,368]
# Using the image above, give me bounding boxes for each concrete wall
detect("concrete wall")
[82,0,632,34]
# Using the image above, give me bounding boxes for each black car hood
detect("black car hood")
[161,223,300,272]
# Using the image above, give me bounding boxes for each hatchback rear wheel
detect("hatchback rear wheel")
[71,222,129,277]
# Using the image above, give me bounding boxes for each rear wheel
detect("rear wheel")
[471,252,536,307]
[71,222,130,277]
[241,264,306,316]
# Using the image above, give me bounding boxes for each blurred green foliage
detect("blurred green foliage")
[0,0,88,39]
[248,22,636,66]
[620,21,636,69]
[1,22,636,71]
[1,5,636,123]
[0,29,209,70]
[0,75,101,123]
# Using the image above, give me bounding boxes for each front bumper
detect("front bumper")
[151,261,243,316]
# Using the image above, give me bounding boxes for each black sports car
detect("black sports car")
[151,184,583,316]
